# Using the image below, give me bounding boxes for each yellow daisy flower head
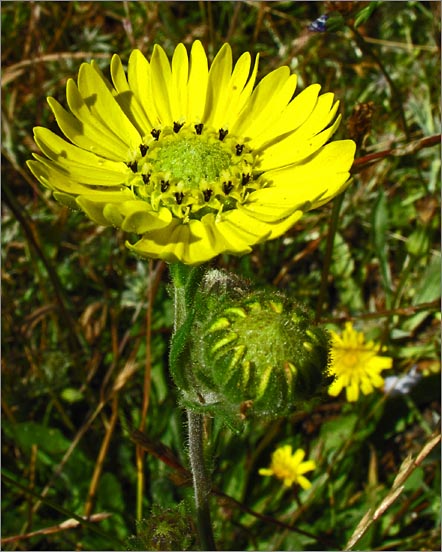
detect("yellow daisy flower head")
[28,41,356,265]
[328,321,393,402]
[259,445,316,489]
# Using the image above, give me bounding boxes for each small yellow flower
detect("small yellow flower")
[259,445,316,489]
[328,321,393,402]
[28,41,355,265]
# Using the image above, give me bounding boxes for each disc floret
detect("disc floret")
[126,124,258,222]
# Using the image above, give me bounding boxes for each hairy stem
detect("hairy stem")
[187,410,216,551]
[169,263,216,550]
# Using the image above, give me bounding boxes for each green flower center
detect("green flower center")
[125,124,260,222]
[152,136,231,189]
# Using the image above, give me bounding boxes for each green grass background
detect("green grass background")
[2,1,441,550]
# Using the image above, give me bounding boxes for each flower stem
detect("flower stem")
[169,262,216,550]
[187,410,216,551]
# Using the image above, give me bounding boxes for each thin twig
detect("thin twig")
[84,396,120,518]
[2,52,112,86]
[351,134,441,174]
[319,299,439,324]
[345,432,441,550]
[1,513,112,545]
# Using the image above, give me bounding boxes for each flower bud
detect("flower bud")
[181,270,332,426]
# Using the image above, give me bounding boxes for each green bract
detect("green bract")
[178,270,332,426]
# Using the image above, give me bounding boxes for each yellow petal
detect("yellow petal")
[292,448,306,464]
[31,154,126,193]
[110,53,130,92]
[103,202,172,233]
[171,43,189,122]
[48,95,124,160]
[127,49,161,128]
[297,93,339,138]
[77,62,142,149]
[205,49,255,129]
[150,44,173,125]
[76,190,134,226]
[298,460,316,474]
[265,210,304,240]
[328,378,343,397]
[110,54,153,136]
[297,475,312,490]
[65,80,133,158]
[261,140,356,209]
[219,208,273,245]
[231,54,260,123]
[249,84,321,149]
[187,40,209,123]
[258,112,342,171]
[127,218,224,265]
[27,158,91,195]
[33,127,129,185]
[203,43,233,128]
[52,192,82,210]
[241,188,305,222]
[231,67,296,139]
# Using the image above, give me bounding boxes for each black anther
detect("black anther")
[195,123,204,135]
[219,129,228,141]
[139,144,149,156]
[241,173,251,185]
[223,181,234,195]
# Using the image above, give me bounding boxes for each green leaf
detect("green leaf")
[402,255,441,332]
[4,421,71,456]
[372,188,393,307]
[412,255,441,305]
[354,1,381,28]
[319,412,358,456]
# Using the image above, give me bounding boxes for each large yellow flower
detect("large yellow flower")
[328,322,393,402]
[28,41,356,265]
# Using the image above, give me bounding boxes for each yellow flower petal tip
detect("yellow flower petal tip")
[259,445,316,490]
[29,41,356,265]
[328,321,393,402]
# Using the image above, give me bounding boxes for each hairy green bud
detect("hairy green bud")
[180,270,332,426]
[127,503,195,551]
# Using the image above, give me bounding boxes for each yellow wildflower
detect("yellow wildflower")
[328,321,393,402]
[28,41,355,265]
[259,445,316,489]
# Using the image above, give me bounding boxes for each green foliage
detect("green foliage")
[2,1,440,550]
